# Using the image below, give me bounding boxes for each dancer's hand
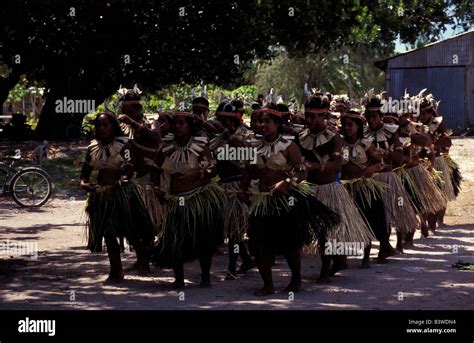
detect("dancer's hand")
[304,161,321,171]
[272,179,289,194]
[118,114,135,126]
[80,181,97,193]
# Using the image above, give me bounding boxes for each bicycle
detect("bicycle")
[0,155,52,207]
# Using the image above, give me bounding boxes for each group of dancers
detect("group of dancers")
[79,85,461,296]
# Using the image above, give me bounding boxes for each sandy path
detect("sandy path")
[0,138,473,310]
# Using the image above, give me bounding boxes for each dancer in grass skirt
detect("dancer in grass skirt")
[116,86,162,272]
[210,99,255,279]
[340,110,390,267]
[416,89,461,229]
[80,111,155,283]
[238,103,339,295]
[298,93,375,282]
[152,111,225,289]
[363,91,418,253]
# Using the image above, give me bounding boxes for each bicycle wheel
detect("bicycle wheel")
[0,167,7,194]
[10,167,52,207]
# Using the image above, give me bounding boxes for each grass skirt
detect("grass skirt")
[248,181,340,256]
[373,172,418,235]
[396,164,447,215]
[309,182,376,245]
[85,182,156,253]
[445,155,462,197]
[134,174,163,232]
[434,156,456,201]
[343,177,388,242]
[152,182,225,268]
[220,180,249,241]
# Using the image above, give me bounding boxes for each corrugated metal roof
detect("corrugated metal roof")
[376,30,474,70]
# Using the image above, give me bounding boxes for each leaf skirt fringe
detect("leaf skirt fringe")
[342,177,388,242]
[220,180,249,241]
[396,164,447,215]
[85,182,155,253]
[434,156,456,201]
[445,155,462,197]
[373,171,418,235]
[152,182,225,268]
[310,182,376,245]
[248,181,340,256]
[134,174,163,233]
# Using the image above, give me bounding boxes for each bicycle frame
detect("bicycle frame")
[0,161,18,195]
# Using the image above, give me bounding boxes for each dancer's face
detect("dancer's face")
[419,109,433,125]
[158,115,172,135]
[250,112,261,133]
[399,115,409,127]
[121,103,143,122]
[258,112,278,137]
[96,114,114,140]
[192,106,209,122]
[366,111,383,130]
[342,118,358,139]
[305,112,326,131]
[174,116,191,138]
[217,116,235,131]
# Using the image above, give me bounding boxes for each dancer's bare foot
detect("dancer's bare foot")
[237,260,255,274]
[329,260,348,276]
[125,262,151,275]
[225,271,237,280]
[199,277,211,288]
[171,280,185,290]
[421,225,430,238]
[284,278,302,292]
[396,245,404,254]
[104,272,124,285]
[254,286,275,296]
[317,275,331,284]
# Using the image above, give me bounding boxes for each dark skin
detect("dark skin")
[192,105,209,122]
[118,103,161,147]
[156,117,217,195]
[214,115,255,278]
[250,111,263,134]
[80,114,134,283]
[401,133,433,239]
[303,111,342,185]
[367,111,406,253]
[340,118,383,180]
[420,110,452,227]
[240,112,307,196]
[155,116,217,288]
[366,111,404,169]
[301,111,345,283]
[238,112,307,296]
[80,115,132,191]
[341,117,384,268]
[419,109,452,156]
[155,115,172,136]
[215,116,247,180]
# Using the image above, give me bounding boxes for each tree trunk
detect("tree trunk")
[35,68,119,140]
[0,67,23,116]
